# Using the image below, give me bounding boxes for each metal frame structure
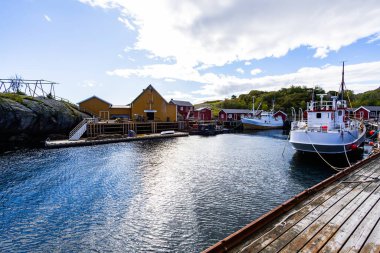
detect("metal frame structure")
[0,78,58,98]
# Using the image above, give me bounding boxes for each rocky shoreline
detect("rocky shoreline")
[0,94,88,149]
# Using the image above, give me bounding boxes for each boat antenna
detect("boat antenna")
[340,61,345,101]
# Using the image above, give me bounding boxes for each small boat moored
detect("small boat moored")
[241,98,284,130]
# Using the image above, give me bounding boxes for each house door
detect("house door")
[99,111,109,120]
[146,112,154,121]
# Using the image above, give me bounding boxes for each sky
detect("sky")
[1,0,380,105]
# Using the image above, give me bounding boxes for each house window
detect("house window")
[221,114,224,119]
[316,113,321,118]
[180,106,183,110]
[338,111,343,116]
[228,114,232,119]
[360,111,364,119]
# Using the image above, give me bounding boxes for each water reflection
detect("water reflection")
[0,131,344,252]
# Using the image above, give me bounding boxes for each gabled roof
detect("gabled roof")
[274,110,287,116]
[77,95,112,105]
[169,99,193,107]
[353,105,380,112]
[220,109,253,114]
[195,107,211,111]
[131,84,169,104]
[356,105,380,112]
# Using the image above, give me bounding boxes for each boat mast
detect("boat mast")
[340,61,345,101]
[252,96,255,116]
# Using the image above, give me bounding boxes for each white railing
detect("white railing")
[69,118,95,141]
[307,100,347,111]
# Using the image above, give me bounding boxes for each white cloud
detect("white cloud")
[80,0,380,101]
[313,47,329,59]
[244,61,251,66]
[250,68,262,76]
[124,46,133,52]
[236,68,244,74]
[165,90,196,102]
[80,80,102,88]
[44,15,51,22]
[107,61,380,97]
[117,54,124,59]
[367,33,380,43]
[118,17,135,30]
[164,78,176,82]
[80,0,380,66]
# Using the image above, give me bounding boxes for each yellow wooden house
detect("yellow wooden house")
[78,85,177,122]
[130,85,177,122]
[78,96,112,119]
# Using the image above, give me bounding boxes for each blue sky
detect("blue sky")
[1,0,380,105]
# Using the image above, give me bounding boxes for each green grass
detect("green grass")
[0,93,25,104]
[194,100,223,117]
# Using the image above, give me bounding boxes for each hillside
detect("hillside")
[195,86,380,116]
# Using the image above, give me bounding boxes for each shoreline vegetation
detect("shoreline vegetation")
[195,86,380,117]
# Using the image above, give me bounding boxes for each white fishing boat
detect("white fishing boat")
[242,98,284,129]
[289,63,366,154]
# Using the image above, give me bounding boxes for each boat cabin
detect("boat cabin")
[306,95,347,130]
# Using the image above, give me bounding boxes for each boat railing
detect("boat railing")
[307,100,347,111]
[292,120,352,132]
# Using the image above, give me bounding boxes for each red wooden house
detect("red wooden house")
[273,110,287,121]
[219,109,253,121]
[169,99,194,120]
[193,107,212,121]
[353,106,380,120]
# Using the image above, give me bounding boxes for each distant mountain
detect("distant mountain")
[195,86,380,116]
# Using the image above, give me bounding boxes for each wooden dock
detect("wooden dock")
[45,132,189,148]
[203,152,380,253]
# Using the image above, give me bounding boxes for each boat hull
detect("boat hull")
[289,129,366,154]
[242,118,283,130]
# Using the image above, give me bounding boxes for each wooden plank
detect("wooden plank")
[258,165,380,253]
[276,167,380,253]
[269,184,368,253]
[299,181,380,252]
[337,200,380,253]
[238,164,374,253]
[318,186,380,253]
[359,218,380,253]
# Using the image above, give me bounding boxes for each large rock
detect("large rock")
[0,95,89,145]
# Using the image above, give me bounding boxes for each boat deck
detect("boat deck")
[204,153,380,253]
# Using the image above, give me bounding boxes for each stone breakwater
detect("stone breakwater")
[0,94,88,146]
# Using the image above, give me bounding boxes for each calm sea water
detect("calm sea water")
[0,131,336,252]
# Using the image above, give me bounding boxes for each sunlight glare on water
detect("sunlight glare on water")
[0,131,334,252]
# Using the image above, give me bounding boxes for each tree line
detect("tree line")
[198,85,380,116]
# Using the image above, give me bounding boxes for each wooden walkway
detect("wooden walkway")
[204,153,380,253]
[45,132,189,148]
